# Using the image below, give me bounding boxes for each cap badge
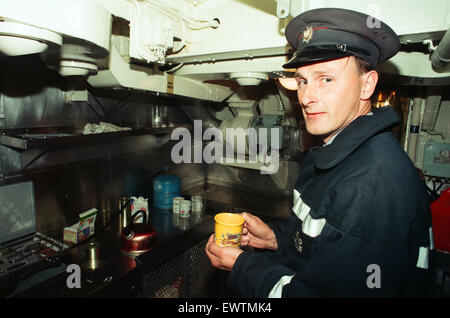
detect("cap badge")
[302,26,314,43]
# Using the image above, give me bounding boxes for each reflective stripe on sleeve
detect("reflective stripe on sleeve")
[293,189,326,238]
[268,275,294,298]
[416,246,429,269]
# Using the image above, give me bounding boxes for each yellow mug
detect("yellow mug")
[214,213,245,247]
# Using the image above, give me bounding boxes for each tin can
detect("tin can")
[172,197,184,214]
[191,195,205,215]
[180,200,191,218]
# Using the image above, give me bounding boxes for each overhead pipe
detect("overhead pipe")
[431,28,450,70]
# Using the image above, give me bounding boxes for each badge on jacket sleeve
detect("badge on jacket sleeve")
[294,231,303,253]
[293,230,312,259]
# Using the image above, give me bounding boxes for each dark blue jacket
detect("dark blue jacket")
[228,107,433,297]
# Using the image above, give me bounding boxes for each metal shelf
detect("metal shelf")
[0,126,187,150]
[0,125,190,176]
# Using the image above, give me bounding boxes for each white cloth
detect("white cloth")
[82,122,132,134]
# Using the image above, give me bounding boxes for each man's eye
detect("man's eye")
[297,79,307,86]
[322,77,332,83]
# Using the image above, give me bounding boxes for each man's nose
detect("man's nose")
[298,84,317,106]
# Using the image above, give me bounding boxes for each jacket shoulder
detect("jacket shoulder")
[338,131,430,244]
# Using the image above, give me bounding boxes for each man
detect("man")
[205,8,433,297]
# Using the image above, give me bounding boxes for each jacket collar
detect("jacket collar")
[310,106,401,169]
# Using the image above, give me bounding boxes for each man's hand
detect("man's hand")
[240,212,278,250]
[205,234,243,271]
[205,212,277,271]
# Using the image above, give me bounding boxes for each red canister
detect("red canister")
[431,188,450,253]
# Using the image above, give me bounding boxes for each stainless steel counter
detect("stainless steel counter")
[8,184,291,297]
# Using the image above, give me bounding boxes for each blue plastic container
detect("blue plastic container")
[153,168,181,210]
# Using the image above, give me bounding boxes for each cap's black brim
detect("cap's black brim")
[283,49,352,69]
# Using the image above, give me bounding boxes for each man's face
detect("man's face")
[295,56,369,143]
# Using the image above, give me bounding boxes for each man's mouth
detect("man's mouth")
[305,112,326,119]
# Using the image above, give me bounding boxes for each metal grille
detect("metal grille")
[143,251,185,298]
[142,236,221,298]
[188,236,217,297]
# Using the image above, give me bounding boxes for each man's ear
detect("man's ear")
[360,70,378,101]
